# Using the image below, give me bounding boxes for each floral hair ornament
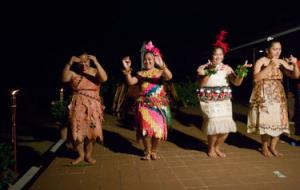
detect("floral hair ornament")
[212,30,229,54]
[267,36,274,41]
[144,41,162,56]
[140,41,162,69]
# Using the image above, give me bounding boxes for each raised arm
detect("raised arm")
[154,55,172,81]
[62,56,79,82]
[88,55,108,82]
[229,60,252,86]
[122,56,138,85]
[196,60,213,86]
[283,55,300,79]
[253,57,279,83]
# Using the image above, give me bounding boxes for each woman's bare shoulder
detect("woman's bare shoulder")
[257,57,268,63]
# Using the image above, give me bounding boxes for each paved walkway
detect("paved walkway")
[30,105,300,190]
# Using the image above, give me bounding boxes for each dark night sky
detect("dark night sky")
[1,0,300,118]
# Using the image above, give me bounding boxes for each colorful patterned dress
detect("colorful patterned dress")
[247,66,289,136]
[136,68,171,141]
[68,72,104,143]
[198,64,236,135]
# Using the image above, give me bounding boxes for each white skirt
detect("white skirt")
[200,100,236,135]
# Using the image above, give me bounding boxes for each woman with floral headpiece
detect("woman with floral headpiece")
[197,30,252,158]
[247,39,299,157]
[122,41,172,160]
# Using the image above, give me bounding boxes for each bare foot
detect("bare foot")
[215,148,226,158]
[150,152,160,160]
[141,152,151,160]
[85,156,97,164]
[71,156,84,165]
[270,148,283,157]
[207,150,218,158]
[261,149,272,158]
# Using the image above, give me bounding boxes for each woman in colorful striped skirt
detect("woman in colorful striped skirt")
[122,41,172,160]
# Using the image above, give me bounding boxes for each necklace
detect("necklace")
[143,68,157,78]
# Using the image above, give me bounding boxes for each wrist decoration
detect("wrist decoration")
[122,68,132,75]
[158,63,167,70]
[204,68,217,76]
[235,64,249,78]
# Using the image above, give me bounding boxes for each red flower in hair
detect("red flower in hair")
[152,48,161,56]
[212,30,229,54]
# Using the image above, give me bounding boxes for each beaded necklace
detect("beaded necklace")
[142,68,157,78]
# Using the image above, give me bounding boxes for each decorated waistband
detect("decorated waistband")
[73,91,101,102]
[197,86,232,102]
[136,95,169,107]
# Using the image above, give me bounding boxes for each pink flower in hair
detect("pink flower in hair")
[145,41,155,51]
[144,41,162,56]
[152,47,161,56]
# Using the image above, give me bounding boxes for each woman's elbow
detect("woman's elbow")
[165,73,173,81]
[62,76,70,83]
[127,81,135,86]
[232,80,242,87]
[102,75,108,82]
[253,75,261,83]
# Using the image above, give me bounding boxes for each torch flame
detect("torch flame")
[11,89,20,96]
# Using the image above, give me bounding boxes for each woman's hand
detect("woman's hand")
[197,60,212,76]
[154,55,165,68]
[269,58,281,69]
[276,57,293,71]
[122,56,132,70]
[88,55,98,63]
[234,60,252,78]
[242,60,253,69]
[69,56,80,65]
[289,55,298,70]
[284,55,297,64]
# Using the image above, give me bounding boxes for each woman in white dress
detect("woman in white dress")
[197,31,252,157]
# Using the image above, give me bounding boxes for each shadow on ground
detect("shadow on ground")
[226,131,261,151]
[102,129,143,156]
[115,113,136,131]
[168,128,207,153]
[16,146,41,176]
[173,109,203,129]
[280,134,300,146]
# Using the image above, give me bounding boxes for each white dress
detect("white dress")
[198,68,237,135]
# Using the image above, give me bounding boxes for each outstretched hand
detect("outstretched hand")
[242,60,252,68]
[197,59,212,75]
[235,60,252,78]
[207,59,212,65]
[122,56,132,70]
[284,55,298,64]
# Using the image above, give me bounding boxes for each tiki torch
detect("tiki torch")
[11,89,20,172]
[60,88,64,102]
